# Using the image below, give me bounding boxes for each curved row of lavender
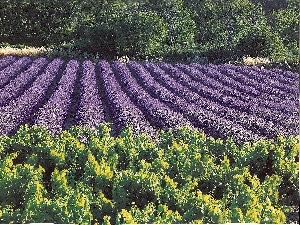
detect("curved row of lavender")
[111,61,193,131]
[0,58,64,135]
[98,60,156,136]
[0,56,298,143]
[192,64,297,129]
[33,60,79,134]
[75,60,105,129]
[128,61,261,143]
[0,57,48,106]
[0,56,16,70]
[0,56,32,88]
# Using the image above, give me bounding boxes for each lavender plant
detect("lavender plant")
[0,57,48,106]
[76,60,105,129]
[111,61,193,131]
[34,60,79,135]
[0,55,16,70]
[97,60,156,136]
[0,58,64,136]
[0,56,32,87]
[0,58,298,141]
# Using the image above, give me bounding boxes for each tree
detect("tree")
[185,0,268,50]
[145,0,197,53]
[0,0,76,46]
[114,11,168,57]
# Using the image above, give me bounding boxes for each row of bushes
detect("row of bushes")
[0,0,298,62]
[0,124,299,224]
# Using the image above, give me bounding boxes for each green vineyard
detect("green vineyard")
[0,124,298,224]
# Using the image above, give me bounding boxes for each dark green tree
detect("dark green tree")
[185,0,268,50]
[145,0,197,54]
[0,0,76,46]
[114,11,168,57]
[71,0,128,57]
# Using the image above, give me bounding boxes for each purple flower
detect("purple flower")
[0,57,48,106]
[0,55,16,70]
[0,56,32,88]
[34,60,79,135]
[76,60,105,128]
[0,58,64,136]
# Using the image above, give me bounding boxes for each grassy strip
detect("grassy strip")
[0,44,299,72]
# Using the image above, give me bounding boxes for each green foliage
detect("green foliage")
[269,6,298,44]
[146,0,197,53]
[73,25,117,57]
[251,0,289,11]
[236,20,288,61]
[115,11,168,57]
[267,3,299,61]
[71,0,127,57]
[186,0,266,49]
[0,0,297,64]
[119,203,183,223]
[0,0,76,46]
[0,124,298,223]
[248,0,298,62]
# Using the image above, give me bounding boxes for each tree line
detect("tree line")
[0,0,298,62]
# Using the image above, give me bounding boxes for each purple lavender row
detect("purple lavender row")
[226,64,298,93]
[198,64,284,106]
[0,57,48,107]
[159,62,256,112]
[0,58,64,136]
[213,65,298,112]
[138,62,291,138]
[191,63,298,119]
[0,56,16,70]
[143,62,295,132]
[202,65,298,133]
[175,63,251,103]
[97,60,156,136]
[75,60,105,129]
[128,61,264,142]
[177,63,263,107]
[269,67,299,82]
[0,56,32,88]
[144,62,251,114]
[242,66,299,99]
[199,63,295,106]
[224,65,298,111]
[160,63,291,137]
[215,64,297,99]
[251,65,298,86]
[34,60,79,135]
[194,63,261,97]
[178,63,296,113]
[111,61,194,131]
[143,62,205,105]
[178,63,295,106]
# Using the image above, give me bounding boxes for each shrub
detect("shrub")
[267,6,299,61]
[146,0,197,54]
[115,11,168,57]
[236,25,287,60]
[0,124,298,223]
[0,0,76,46]
[186,0,267,50]
[72,25,117,58]
[71,0,127,57]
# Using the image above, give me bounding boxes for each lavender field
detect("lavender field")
[0,55,298,143]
